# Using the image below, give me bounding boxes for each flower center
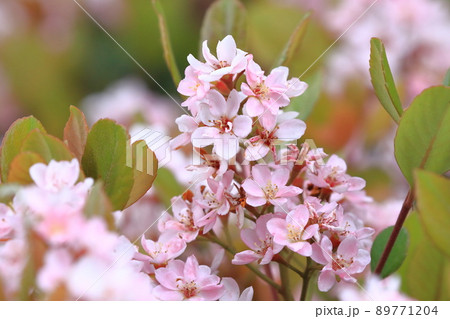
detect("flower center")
[253,82,270,100]
[213,118,233,134]
[286,224,304,242]
[263,181,278,199]
[331,255,354,271]
[178,280,198,299]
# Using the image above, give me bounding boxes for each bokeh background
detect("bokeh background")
[1,0,449,300]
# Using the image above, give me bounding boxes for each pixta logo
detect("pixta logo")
[126,128,171,175]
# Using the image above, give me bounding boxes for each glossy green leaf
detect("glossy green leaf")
[153,167,184,207]
[84,181,115,230]
[406,240,449,300]
[369,38,403,123]
[8,152,45,185]
[82,119,134,210]
[64,105,89,162]
[200,0,247,50]
[0,116,45,182]
[370,226,409,278]
[415,170,450,257]
[394,86,450,185]
[21,130,74,163]
[151,0,181,86]
[285,71,321,120]
[272,12,310,68]
[0,183,22,204]
[125,140,158,208]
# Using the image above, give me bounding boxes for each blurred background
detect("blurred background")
[0,0,449,300]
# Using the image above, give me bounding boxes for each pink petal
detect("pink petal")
[245,195,267,207]
[244,143,270,161]
[271,167,290,187]
[202,41,218,66]
[216,35,237,64]
[318,270,336,292]
[244,97,264,117]
[251,165,271,186]
[276,119,306,140]
[232,250,261,265]
[184,255,200,281]
[285,78,308,97]
[199,284,225,301]
[337,237,358,259]
[191,127,219,147]
[265,66,289,89]
[233,115,252,138]
[276,185,302,197]
[242,179,264,197]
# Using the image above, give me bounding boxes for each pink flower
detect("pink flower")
[153,255,225,301]
[232,214,283,265]
[171,114,199,150]
[191,90,252,159]
[37,248,73,293]
[311,236,371,292]
[242,165,302,207]
[337,275,414,301]
[158,195,204,242]
[304,197,343,233]
[242,58,307,128]
[245,112,306,161]
[267,205,318,256]
[306,154,366,194]
[29,159,81,192]
[177,66,210,107]
[219,278,254,301]
[188,35,247,83]
[138,231,187,269]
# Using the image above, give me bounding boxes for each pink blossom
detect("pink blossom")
[267,205,318,256]
[191,90,252,160]
[29,159,81,192]
[304,197,343,234]
[232,214,283,265]
[306,154,366,194]
[337,275,414,301]
[245,112,306,161]
[0,203,19,241]
[170,114,199,150]
[242,58,307,128]
[177,66,210,107]
[138,231,187,269]
[242,165,302,207]
[188,35,247,83]
[153,255,225,301]
[219,277,254,301]
[158,195,204,242]
[311,236,370,292]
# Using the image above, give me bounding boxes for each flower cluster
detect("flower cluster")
[165,35,375,294]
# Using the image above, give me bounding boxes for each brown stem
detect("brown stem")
[374,189,414,275]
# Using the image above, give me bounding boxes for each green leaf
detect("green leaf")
[81,119,134,210]
[415,170,450,258]
[285,71,321,120]
[370,226,409,278]
[0,183,22,204]
[369,38,403,123]
[272,12,310,68]
[151,0,182,86]
[84,181,115,231]
[200,0,247,50]
[21,129,74,163]
[394,86,450,185]
[64,105,89,162]
[0,116,45,182]
[406,240,449,300]
[153,167,184,207]
[125,140,158,208]
[8,152,45,184]
[443,69,450,86]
